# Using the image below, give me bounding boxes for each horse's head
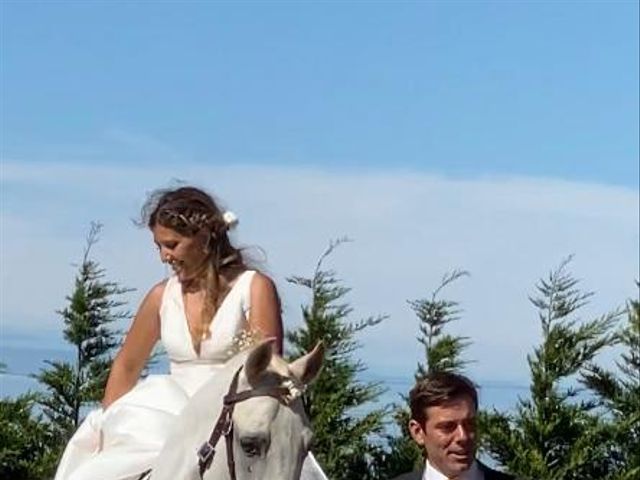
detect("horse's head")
[205,339,324,480]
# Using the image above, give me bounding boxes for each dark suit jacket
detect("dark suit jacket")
[390,461,516,480]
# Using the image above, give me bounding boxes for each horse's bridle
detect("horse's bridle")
[135,366,295,480]
[196,366,292,480]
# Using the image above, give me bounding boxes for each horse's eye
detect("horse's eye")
[240,437,265,457]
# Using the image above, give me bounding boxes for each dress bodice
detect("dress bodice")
[159,270,255,395]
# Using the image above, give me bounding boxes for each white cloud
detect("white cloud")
[1,160,638,384]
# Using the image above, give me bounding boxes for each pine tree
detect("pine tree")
[380,270,471,478]
[479,257,623,480]
[35,223,131,448]
[0,393,57,479]
[412,270,471,377]
[580,285,640,480]
[286,238,387,480]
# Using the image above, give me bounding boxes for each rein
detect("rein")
[196,366,291,480]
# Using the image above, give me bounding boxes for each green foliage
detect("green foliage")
[35,223,131,460]
[286,238,387,480]
[479,257,624,480]
[580,285,640,479]
[0,394,58,479]
[380,270,472,478]
[412,269,471,378]
[375,406,424,479]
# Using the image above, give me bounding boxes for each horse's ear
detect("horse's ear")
[244,338,275,384]
[289,342,324,385]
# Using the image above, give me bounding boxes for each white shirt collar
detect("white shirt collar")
[423,459,483,480]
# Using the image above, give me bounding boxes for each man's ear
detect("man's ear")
[408,418,426,447]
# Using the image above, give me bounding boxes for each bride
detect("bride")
[54,185,326,480]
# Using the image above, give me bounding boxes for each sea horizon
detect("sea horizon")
[0,342,529,415]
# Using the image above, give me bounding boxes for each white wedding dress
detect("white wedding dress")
[55,270,327,480]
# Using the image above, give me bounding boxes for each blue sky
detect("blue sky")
[2,1,638,184]
[1,2,638,402]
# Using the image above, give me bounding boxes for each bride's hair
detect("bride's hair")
[140,185,247,341]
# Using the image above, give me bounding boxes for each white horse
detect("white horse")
[149,339,325,480]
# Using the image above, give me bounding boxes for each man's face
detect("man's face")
[408,395,477,478]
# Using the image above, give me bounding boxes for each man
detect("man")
[392,371,515,480]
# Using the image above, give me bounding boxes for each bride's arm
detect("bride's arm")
[102,282,164,409]
[249,273,284,355]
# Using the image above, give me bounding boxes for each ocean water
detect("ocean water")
[0,344,171,398]
[1,345,75,397]
[1,344,528,414]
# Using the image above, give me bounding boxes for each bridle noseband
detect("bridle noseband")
[196,366,292,480]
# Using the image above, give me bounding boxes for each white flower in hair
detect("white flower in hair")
[222,211,239,229]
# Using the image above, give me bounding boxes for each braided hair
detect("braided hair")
[141,186,246,342]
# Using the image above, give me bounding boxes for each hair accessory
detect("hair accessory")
[222,211,239,229]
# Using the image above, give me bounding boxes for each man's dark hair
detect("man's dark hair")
[409,371,478,424]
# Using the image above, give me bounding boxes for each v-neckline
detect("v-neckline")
[177,270,249,357]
